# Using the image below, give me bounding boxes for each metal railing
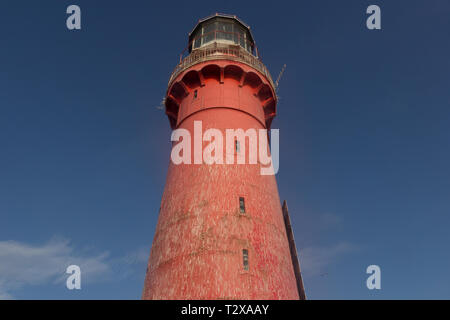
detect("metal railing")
[168,43,275,90]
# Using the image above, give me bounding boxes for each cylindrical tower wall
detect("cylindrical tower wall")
[142,60,299,299]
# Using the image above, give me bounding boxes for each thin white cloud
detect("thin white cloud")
[0,237,147,299]
[299,242,357,276]
[318,213,342,228]
[0,289,14,300]
[108,246,149,280]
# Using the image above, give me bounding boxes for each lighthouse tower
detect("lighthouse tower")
[143,14,305,300]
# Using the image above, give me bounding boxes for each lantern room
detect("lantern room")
[188,13,256,55]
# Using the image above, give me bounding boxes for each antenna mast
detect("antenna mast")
[275,63,287,92]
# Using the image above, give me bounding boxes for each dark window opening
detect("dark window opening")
[243,249,249,271]
[239,197,245,213]
[194,90,198,98]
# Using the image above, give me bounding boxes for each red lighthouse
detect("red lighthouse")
[143,14,305,300]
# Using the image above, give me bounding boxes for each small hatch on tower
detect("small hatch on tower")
[239,197,246,213]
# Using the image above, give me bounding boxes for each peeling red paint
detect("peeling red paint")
[142,57,299,300]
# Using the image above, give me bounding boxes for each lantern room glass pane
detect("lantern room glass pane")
[203,21,216,44]
[217,21,234,42]
[194,36,201,49]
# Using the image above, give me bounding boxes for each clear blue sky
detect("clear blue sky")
[1,0,449,299]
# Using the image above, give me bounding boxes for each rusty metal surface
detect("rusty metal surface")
[282,200,307,300]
